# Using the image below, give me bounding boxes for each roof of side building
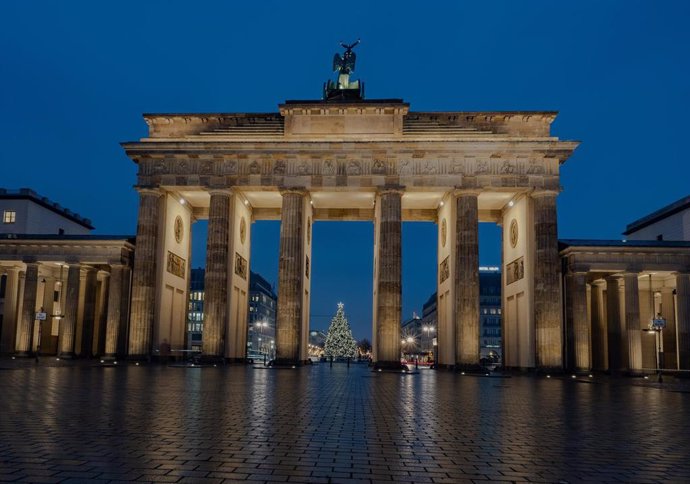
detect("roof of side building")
[0,188,94,230]
[623,195,690,236]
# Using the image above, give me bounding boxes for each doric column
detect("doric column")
[566,272,590,372]
[80,267,98,357]
[59,263,81,358]
[128,188,161,358]
[606,276,625,372]
[104,265,125,358]
[622,273,643,372]
[374,188,403,369]
[676,273,690,370]
[454,190,480,368]
[532,190,563,369]
[202,190,232,359]
[15,262,39,356]
[95,274,109,356]
[590,280,608,371]
[39,277,56,354]
[0,267,20,354]
[275,189,306,365]
[660,287,676,369]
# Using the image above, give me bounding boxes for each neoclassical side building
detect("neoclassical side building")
[560,240,690,374]
[121,98,579,369]
[0,189,134,358]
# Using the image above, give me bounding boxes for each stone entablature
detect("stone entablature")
[559,240,690,274]
[126,101,577,209]
[0,235,135,266]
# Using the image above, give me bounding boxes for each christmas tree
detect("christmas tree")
[323,302,358,359]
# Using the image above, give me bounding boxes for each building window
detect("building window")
[3,210,16,224]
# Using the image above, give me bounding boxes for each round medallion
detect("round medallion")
[509,219,519,248]
[174,216,183,243]
[239,217,246,245]
[441,218,447,248]
[307,217,312,244]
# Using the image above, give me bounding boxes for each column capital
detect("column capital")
[280,187,308,197]
[207,188,233,197]
[453,188,481,198]
[377,186,404,197]
[531,189,560,198]
[136,187,163,197]
[22,259,39,266]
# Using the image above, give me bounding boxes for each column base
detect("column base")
[57,352,75,359]
[272,358,301,368]
[535,366,565,376]
[14,351,32,358]
[127,354,151,363]
[373,361,406,372]
[454,363,486,374]
[199,355,226,365]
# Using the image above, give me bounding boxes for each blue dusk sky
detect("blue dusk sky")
[1,1,689,340]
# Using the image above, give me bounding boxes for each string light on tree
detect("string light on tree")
[323,302,357,359]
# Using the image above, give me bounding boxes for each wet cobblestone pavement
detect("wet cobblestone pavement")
[1,360,689,483]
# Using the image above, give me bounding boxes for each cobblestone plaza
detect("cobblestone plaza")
[1,362,689,483]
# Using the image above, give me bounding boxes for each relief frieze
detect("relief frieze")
[249,161,261,174]
[297,161,310,175]
[526,160,546,175]
[372,159,386,175]
[506,256,524,285]
[475,160,489,174]
[166,251,186,279]
[439,256,450,284]
[199,159,214,174]
[500,160,516,174]
[347,161,362,175]
[322,159,336,175]
[398,159,413,175]
[219,159,237,175]
[234,252,248,280]
[273,160,286,174]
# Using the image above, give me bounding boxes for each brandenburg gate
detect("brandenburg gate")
[122,96,578,369]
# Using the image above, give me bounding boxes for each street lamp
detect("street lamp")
[422,325,435,359]
[643,314,666,383]
[255,320,268,355]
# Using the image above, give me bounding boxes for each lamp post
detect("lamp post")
[406,336,414,361]
[422,325,435,361]
[643,314,666,383]
[255,320,270,364]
